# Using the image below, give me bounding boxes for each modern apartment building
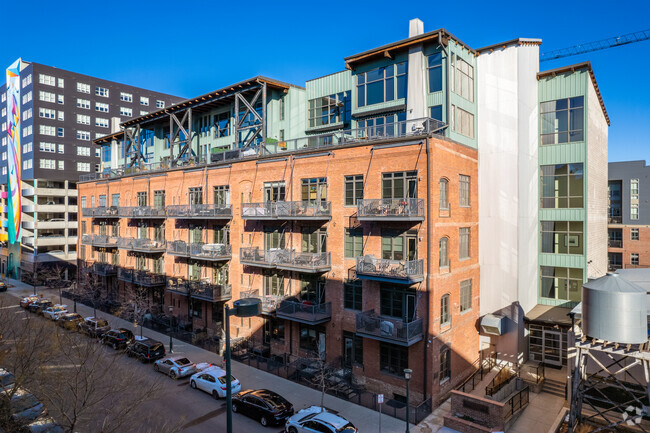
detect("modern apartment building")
[77,19,609,408]
[0,59,182,279]
[608,161,650,270]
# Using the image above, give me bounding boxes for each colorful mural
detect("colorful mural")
[6,59,22,243]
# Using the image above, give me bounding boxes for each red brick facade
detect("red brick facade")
[608,225,650,269]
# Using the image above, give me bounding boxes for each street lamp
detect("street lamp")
[404,368,413,433]
[168,305,174,353]
[224,297,262,433]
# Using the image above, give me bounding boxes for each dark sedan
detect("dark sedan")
[232,389,294,427]
[102,328,135,350]
[28,300,53,315]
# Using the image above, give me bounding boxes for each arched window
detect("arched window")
[439,178,449,210]
[440,345,451,383]
[440,294,450,326]
[439,237,449,269]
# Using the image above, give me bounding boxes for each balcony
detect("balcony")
[166,278,232,302]
[356,255,424,284]
[355,310,424,347]
[241,201,332,220]
[83,206,120,218]
[117,268,166,286]
[608,215,623,224]
[356,198,425,221]
[166,241,232,261]
[117,237,166,253]
[92,262,117,276]
[608,239,623,248]
[166,204,232,220]
[119,206,166,219]
[82,234,118,248]
[239,247,331,273]
[276,300,332,325]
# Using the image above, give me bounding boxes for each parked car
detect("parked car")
[28,300,53,315]
[78,317,110,338]
[189,366,240,399]
[0,280,7,292]
[126,338,165,362]
[0,388,47,425]
[285,406,358,433]
[57,313,83,330]
[48,218,64,222]
[41,305,68,321]
[20,296,39,309]
[0,368,15,392]
[154,356,199,379]
[102,328,135,350]
[232,389,294,427]
[25,416,65,433]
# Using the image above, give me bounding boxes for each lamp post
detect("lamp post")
[168,305,174,353]
[404,368,412,433]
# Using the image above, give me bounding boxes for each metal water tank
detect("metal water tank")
[582,273,648,344]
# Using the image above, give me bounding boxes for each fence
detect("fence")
[503,386,529,420]
[485,365,516,397]
[456,353,498,394]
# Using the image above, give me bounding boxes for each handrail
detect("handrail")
[485,364,516,397]
[504,386,529,419]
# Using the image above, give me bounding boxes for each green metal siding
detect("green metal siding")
[306,70,352,100]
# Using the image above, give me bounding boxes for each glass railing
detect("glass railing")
[357,198,425,220]
[356,256,424,282]
[166,203,232,219]
[355,310,424,346]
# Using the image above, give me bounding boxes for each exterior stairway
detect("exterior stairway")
[542,377,566,398]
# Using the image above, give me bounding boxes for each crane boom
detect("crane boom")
[540,29,650,62]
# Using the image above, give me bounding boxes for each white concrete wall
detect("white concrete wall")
[586,79,609,279]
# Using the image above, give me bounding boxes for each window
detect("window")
[156,100,165,108]
[380,286,415,320]
[357,62,407,107]
[343,280,362,311]
[77,99,90,109]
[264,182,285,202]
[2,152,5,161]
[58,160,64,170]
[22,91,32,104]
[213,185,230,205]
[77,83,90,93]
[58,144,64,154]
[440,345,451,383]
[140,110,149,116]
[39,108,56,119]
[540,164,584,208]
[23,159,33,170]
[188,187,202,205]
[380,343,408,376]
[57,127,64,137]
[120,107,132,117]
[137,191,148,207]
[308,92,350,128]
[427,52,443,93]
[452,55,474,102]
[22,74,32,88]
[439,237,449,268]
[540,266,583,302]
[77,162,91,172]
[58,111,64,121]
[210,112,230,137]
[120,92,133,102]
[540,221,583,254]
[343,331,363,367]
[39,74,55,86]
[344,228,363,258]
[631,179,639,200]
[460,279,472,313]
[299,324,323,352]
[631,204,639,220]
[111,194,120,207]
[451,105,474,138]
[96,102,109,113]
[95,86,109,97]
[459,227,470,259]
[301,228,326,254]
[40,159,56,169]
[23,125,33,137]
[540,96,584,145]
[459,175,470,206]
[439,178,449,209]
[344,175,363,206]
[76,114,90,125]
[39,125,55,136]
[57,78,64,88]
[382,229,417,261]
[279,97,286,121]
[357,112,406,136]
[57,94,64,104]
[77,146,91,156]
[22,142,33,153]
[140,97,149,106]
[631,228,639,241]
[95,117,108,128]
[382,171,417,199]
[301,178,327,204]
[77,131,90,141]
[39,91,55,103]
[39,142,56,153]
[154,190,165,209]
[631,253,640,266]
[440,294,450,326]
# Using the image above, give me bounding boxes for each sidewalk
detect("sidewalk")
[6,277,411,433]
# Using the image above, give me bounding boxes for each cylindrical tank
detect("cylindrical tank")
[582,273,648,344]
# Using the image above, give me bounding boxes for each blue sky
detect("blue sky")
[4,0,649,162]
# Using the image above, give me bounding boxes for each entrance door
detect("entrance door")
[543,330,562,367]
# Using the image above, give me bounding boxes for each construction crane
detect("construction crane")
[540,29,650,62]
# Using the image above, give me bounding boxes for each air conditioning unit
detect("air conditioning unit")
[480,314,505,336]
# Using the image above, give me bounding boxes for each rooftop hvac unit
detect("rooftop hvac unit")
[480,314,504,336]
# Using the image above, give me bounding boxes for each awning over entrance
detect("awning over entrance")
[524,304,573,328]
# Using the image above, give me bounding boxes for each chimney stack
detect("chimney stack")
[409,18,424,37]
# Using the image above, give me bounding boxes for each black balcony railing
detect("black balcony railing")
[608,215,623,224]
[241,201,332,220]
[82,234,118,248]
[608,239,623,248]
[166,278,232,302]
[118,206,166,218]
[92,262,116,276]
[355,255,424,284]
[235,289,285,314]
[355,310,423,346]
[117,237,166,253]
[166,204,232,219]
[240,247,330,272]
[357,198,425,221]
[117,268,165,286]
[276,301,332,324]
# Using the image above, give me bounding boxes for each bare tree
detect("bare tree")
[119,283,152,338]
[73,271,109,318]
[40,264,71,304]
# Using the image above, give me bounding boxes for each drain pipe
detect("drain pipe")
[439,32,450,128]
[423,136,432,402]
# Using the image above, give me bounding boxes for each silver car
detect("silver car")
[285,406,358,433]
[153,356,198,379]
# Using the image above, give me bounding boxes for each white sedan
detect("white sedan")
[42,305,68,320]
[189,366,240,399]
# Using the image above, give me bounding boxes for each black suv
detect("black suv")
[126,338,166,362]
[78,317,110,338]
[102,328,135,350]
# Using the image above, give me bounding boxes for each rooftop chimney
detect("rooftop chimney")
[409,18,424,38]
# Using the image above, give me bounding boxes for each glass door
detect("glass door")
[543,330,562,366]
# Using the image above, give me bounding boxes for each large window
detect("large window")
[137,192,147,207]
[214,112,230,137]
[301,227,326,253]
[459,175,471,207]
[439,237,449,269]
[451,55,474,102]
[344,175,363,206]
[540,266,583,302]
[264,228,285,249]
[380,286,416,321]
[440,345,451,383]
[264,182,285,202]
[439,178,449,210]
[460,279,472,313]
[380,343,408,376]
[308,92,350,128]
[189,187,203,205]
[631,179,640,200]
[213,185,229,205]
[344,280,362,311]
[343,331,363,367]
[540,221,583,255]
[451,105,474,139]
[540,163,584,209]
[299,324,324,353]
[540,96,584,145]
[381,229,417,261]
[345,228,363,258]
[154,191,165,209]
[427,53,443,93]
[440,294,450,326]
[263,271,285,297]
[301,178,327,204]
[459,228,470,260]
[357,62,407,107]
[382,171,417,199]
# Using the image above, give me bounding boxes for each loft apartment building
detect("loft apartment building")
[608,161,650,271]
[78,19,609,408]
[0,59,182,279]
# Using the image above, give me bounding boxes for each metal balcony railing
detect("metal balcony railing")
[81,234,93,245]
[239,247,330,272]
[83,206,120,218]
[241,201,332,220]
[117,237,166,253]
[92,262,117,276]
[166,241,231,261]
[166,278,190,295]
[118,206,166,218]
[355,310,424,346]
[608,239,623,248]
[166,278,232,301]
[82,234,118,247]
[356,198,425,221]
[166,204,232,219]
[233,289,285,314]
[276,301,332,324]
[608,215,623,224]
[356,255,424,283]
